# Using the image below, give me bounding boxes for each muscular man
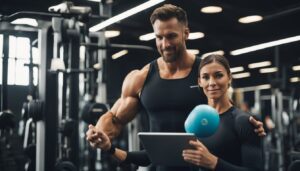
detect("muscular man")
[86,4,265,171]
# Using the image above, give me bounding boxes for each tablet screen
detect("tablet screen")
[138,132,196,166]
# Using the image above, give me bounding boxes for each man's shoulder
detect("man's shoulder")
[124,64,151,88]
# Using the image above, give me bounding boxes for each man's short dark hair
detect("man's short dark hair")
[150,4,188,26]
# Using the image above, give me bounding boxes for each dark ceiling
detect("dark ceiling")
[1,0,300,89]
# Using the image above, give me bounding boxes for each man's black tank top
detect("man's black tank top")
[140,57,206,132]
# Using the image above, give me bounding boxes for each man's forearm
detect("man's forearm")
[96,111,123,139]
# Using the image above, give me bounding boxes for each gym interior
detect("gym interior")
[0,0,300,171]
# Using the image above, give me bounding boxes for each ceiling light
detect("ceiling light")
[112,50,128,59]
[87,0,101,2]
[238,15,263,24]
[201,6,222,14]
[290,77,300,83]
[201,50,224,59]
[187,49,200,55]
[188,32,204,40]
[230,35,300,56]
[248,61,271,69]
[89,0,165,32]
[292,65,300,71]
[11,18,38,27]
[105,30,120,38]
[139,32,155,41]
[257,84,271,90]
[236,84,271,92]
[230,66,244,73]
[232,72,250,79]
[259,67,278,73]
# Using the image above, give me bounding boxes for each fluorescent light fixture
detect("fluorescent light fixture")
[292,65,300,71]
[230,35,300,56]
[105,30,120,38]
[230,66,244,73]
[89,0,165,32]
[238,15,263,24]
[232,72,250,79]
[112,50,128,59]
[290,77,300,83]
[187,49,200,55]
[139,32,155,41]
[188,32,205,40]
[201,6,222,14]
[11,18,38,27]
[248,61,271,69]
[201,50,224,59]
[236,84,271,92]
[257,84,271,90]
[87,0,101,2]
[259,67,278,73]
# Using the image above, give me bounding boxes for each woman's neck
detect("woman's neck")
[208,96,233,114]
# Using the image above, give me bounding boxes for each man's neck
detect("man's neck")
[162,51,194,71]
[157,51,195,79]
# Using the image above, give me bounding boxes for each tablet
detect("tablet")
[138,132,196,166]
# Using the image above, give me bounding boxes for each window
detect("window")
[0,34,39,86]
[0,34,3,84]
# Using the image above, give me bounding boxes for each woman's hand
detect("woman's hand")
[182,140,218,170]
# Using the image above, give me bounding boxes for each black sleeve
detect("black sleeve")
[123,150,151,166]
[216,158,257,171]
[215,113,263,171]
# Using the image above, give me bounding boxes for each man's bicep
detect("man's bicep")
[114,69,146,124]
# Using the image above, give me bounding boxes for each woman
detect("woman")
[182,54,263,170]
[87,54,263,171]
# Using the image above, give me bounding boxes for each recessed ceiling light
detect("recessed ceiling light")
[290,77,300,83]
[248,61,271,69]
[230,66,244,73]
[187,49,200,55]
[292,65,300,71]
[259,67,278,73]
[87,0,101,2]
[188,32,205,40]
[201,6,222,14]
[236,84,271,92]
[11,18,38,27]
[139,32,155,41]
[232,72,250,79]
[105,30,120,38]
[238,15,263,24]
[112,50,128,59]
[201,50,224,59]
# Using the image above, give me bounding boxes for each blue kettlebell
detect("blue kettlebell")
[184,105,220,138]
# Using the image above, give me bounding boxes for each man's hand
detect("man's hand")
[96,112,123,140]
[86,124,111,150]
[249,116,266,137]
